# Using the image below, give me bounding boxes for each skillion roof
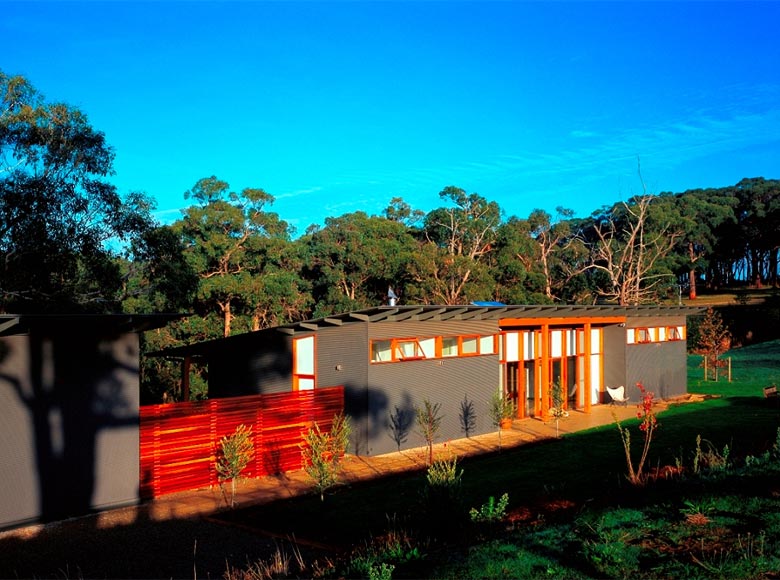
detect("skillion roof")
[155,304,705,358]
[0,313,184,337]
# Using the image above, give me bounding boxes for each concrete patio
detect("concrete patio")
[78,402,649,530]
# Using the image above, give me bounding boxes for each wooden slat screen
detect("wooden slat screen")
[140,386,344,498]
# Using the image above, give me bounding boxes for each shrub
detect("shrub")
[415,399,443,464]
[215,424,254,508]
[301,413,351,501]
[614,382,658,485]
[421,453,465,537]
[469,492,510,524]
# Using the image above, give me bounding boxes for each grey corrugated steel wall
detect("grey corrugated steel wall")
[625,315,688,400]
[0,333,141,530]
[208,332,294,397]
[626,341,688,400]
[315,325,370,454]
[602,324,627,402]
[364,320,501,456]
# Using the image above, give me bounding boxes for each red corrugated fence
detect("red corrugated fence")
[139,386,344,498]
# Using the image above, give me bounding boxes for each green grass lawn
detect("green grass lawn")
[224,340,780,579]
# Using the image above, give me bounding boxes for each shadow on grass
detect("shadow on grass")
[214,395,780,554]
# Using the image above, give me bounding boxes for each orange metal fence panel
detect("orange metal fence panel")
[140,386,344,498]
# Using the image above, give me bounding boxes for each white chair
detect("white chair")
[606,385,629,406]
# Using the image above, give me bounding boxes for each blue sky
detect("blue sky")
[3,1,779,235]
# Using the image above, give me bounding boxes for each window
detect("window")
[371,334,499,363]
[371,340,393,362]
[480,335,497,355]
[666,326,682,341]
[394,339,425,360]
[636,328,652,343]
[441,337,459,357]
[461,336,479,355]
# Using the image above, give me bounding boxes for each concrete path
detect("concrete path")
[98,403,646,527]
[2,401,660,539]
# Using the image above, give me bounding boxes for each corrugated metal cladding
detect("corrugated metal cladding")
[208,332,294,397]
[368,319,499,340]
[602,325,627,402]
[625,315,687,329]
[1,332,141,531]
[626,341,688,400]
[363,318,501,456]
[367,357,500,456]
[315,325,371,454]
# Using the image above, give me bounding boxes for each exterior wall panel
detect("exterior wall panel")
[602,325,627,402]
[626,341,688,400]
[208,333,293,397]
[0,332,141,531]
[315,325,370,454]
[367,354,500,456]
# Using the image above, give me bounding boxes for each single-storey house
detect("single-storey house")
[0,313,180,530]
[159,304,703,457]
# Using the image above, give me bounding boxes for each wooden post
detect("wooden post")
[728,357,732,382]
[703,355,708,381]
[584,323,592,413]
[181,356,191,402]
[540,324,550,419]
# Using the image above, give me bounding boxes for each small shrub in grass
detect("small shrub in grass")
[415,399,442,465]
[680,498,716,525]
[692,434,731,477]
[614,382,658,485]
[301,413,351,501]
[469,492,509,524]
[368,562,394,580]
[215,423,254,508]
[420,453,465,537]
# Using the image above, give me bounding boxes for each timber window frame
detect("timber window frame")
[370,334,498,364]
[666,326,683,341]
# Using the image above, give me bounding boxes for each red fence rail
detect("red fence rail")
[139,386,344,498]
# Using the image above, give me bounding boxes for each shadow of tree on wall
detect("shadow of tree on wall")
[387,393,415,451]
[0,329,138,525]
[459,394,477,437]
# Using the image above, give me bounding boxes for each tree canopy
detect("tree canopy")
[4,70,779,401]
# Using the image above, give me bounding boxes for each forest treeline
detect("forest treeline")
[2,70,779,400]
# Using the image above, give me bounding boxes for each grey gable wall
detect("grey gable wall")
[208,331,294,397]
[0,331,141,530]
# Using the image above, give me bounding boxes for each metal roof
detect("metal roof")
[153,304,705,358]
[0,313,184,337]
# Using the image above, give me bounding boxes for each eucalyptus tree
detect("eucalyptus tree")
[0,69,157,312]
[527,207,590,302]
[668,188,736,298]
[404,241,496,305]
[174,176,292,337]
[490,217,547,304]
[585,195,682,305]
[304,211,418,316]
[383,196,425,228]
[416,186,502,304]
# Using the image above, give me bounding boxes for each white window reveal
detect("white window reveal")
[293,335,316,390]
